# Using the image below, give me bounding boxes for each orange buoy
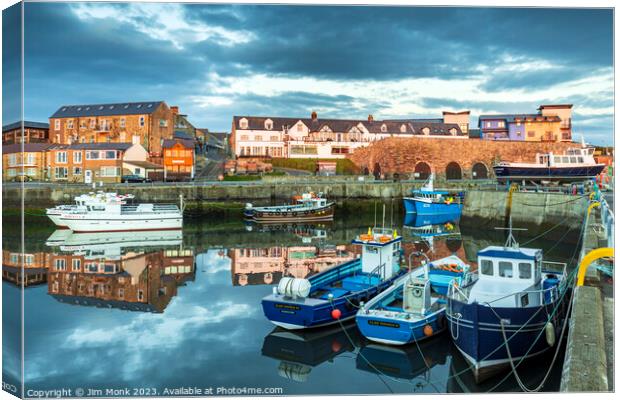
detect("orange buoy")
[331,309,342,319]
[423,324,433,337]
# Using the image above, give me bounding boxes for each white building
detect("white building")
[231,111,470,159]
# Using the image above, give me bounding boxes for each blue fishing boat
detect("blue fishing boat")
[356,255,469,345]
[261,227,406,330]
[446,227,570,383]
[403,211,461,228]
[404,174,465,215]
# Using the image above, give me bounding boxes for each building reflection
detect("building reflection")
[2,229,195,313]
[230,244,355,286]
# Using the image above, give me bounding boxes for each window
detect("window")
[67,120,74,129]
[485,121,491,128]
[26,168,37,176]
[86,151,100,160]
[8,169,16,177]
[516,131,522,137]
[240,135,249,141]
[518,263,532,279]
[528,131,535,137]
[569,157,577,163]
[239,119,248,129]
[73,167,82,175]
[297,123,304,132]
[139,116,145,127]
[55,152,67,163]
[498,121,505,128]
[562,157,569,163]
[90,119,95,129]
[54,120,60,130]
[481,259,493,275]
[578,157,584,163]
[449,128,457,135]
[72,259,81,271]
[381,124,387,133]
[498,261,513,278]
[73,151,82,163]
[54,259,66,271]
[400,124,407,133]
[159,119,167,127]
[24,255,34,265]
[365,246,379,254]
[270,135,278,141]
[422,127,430,135]
[54,167,68,179]
[105,150,116,159]
[253,135,262,141]
[100,167,120,177]
[265,120,273,130]
[120,117,126,128]
[8,154,16,166]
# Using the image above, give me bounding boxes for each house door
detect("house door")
[85,170,92,184]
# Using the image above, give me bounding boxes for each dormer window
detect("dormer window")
[381,124,387,133]
[239,118,248,129]
[422,127,430,135]
[264,119,273,130]
[400,124,407,133]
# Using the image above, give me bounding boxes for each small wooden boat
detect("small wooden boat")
[356,255,468,346]
[244,192,335,223]
[261,227,406,330]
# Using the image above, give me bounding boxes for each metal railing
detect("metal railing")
[600,197,615,248]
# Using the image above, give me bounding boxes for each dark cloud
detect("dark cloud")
[14,3,614,145]
[3,3,21,123]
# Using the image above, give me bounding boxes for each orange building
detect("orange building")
[2,121,49,144]
[162,138,195,181]
[49,101,177,156]
[2,143,53,181]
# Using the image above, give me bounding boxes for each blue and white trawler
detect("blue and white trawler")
[261,227,406,330]
[356,254,469,346]
[403,174,465,215]
[446,225,569,383]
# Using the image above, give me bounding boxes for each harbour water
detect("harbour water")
[3,205,576,395]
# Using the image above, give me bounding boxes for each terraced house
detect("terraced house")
[2,120,49,144]
[479,104,572,142]
[49,101,176,156]
[231,111,470,159]
[2,143,53,181]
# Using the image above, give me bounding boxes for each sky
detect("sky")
[2,2,614,145]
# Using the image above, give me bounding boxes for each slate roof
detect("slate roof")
[56,143,133,150]
[50,101,164,118]
[2,143,55,154]
[2,121,49,132]
[163,138,194,149]
[233,116,464,136]
[173,130,194,140]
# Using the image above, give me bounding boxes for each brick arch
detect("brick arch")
[471,161,490,179]
[445,161,462,180]
[413,161,432,180]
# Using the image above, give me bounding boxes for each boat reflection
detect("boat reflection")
[261,322,363,382]
[403,212,461,239]
[244,222,332,244]
[230,244,355,286]
[42,229,194,313]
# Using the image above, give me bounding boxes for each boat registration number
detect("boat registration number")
[368,320,400,328]
[275,303,301,311]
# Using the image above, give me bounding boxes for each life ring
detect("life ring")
[304,210,310,215]
[275,208,281,212]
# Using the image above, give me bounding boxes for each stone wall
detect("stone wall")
[348,137,574,178]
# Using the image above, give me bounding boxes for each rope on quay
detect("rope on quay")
[514,194,589,208]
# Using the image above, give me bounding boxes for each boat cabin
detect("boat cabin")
[352,228,402,281]
[536,146,597,167]
[468,246,543,307]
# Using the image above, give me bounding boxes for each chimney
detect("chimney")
[368,114,374,122]
[170,106,179,115]
[311,111,318,121]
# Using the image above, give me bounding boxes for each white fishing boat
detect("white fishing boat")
[54,194,184,233]
[46,192,135,227]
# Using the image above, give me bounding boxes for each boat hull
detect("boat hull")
[246,203,335,223]
[446,295,569,383]
[356,310,446,346]
[58,213,183,233]
[493,164,606,182]
[403,197,463,215]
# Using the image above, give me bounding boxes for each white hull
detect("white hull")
[59,213,183,232]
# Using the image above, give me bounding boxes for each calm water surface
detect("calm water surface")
[3,209,575,395]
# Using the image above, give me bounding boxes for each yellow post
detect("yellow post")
[576,248,614,286]
[588,201,600,218]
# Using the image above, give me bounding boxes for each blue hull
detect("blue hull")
[404,198,463,215]
[403,212,461,228]
[493,165,605,182]
[356,309,446,345]
[262,260,407,329]
[447,294,570,382]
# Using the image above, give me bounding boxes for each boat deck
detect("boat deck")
[310,273,381,300]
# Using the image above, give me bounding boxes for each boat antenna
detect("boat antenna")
[495,214,526,249]
[382,204,386,230]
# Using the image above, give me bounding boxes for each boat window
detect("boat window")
[518,263,532,279]
[480,259,493,276]
[578,157,584,163]
[365,246,378,254]
[554,156,561,163]
[570,157,577,163]
[562,157,569,163]
[498,261,513,278]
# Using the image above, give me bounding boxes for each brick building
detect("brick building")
[162,138,195,181]
[2,249,49,287]
[2,120,49,144]
[479,104,572,142]
[231,111,470,159]
[46,143,145,183]
[2,143,53,181]
[49,101,176,156]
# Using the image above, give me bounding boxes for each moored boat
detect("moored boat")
[356,255,468,346]
[245,192,335,223]
[46,192,135,227]
[54,194,183,233]
[493,139,605,183]
[261,227,406,330]
[446,230,570,383]
[404,174,465,215]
